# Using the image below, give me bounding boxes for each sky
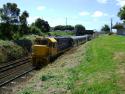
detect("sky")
[0,0,125,31]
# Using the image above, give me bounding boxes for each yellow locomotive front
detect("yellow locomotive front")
[32,37,57,68]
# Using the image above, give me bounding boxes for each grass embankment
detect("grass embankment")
[69,35,125,94]
[18,35,125,94]
[0,40,26,63]
[0,34,42,64]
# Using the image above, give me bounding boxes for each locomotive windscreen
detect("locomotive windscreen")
[35,39,48,45]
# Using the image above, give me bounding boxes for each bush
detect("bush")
[14,39,32,52]
[29,26,43,35]
[19,34,42,43]
[108,32,114,35]
[12,32,21,40]
[15,34,43,52]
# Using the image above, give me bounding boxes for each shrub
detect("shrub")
[12,32,21,40]
[15,34,43,52]
[30,26,43,35]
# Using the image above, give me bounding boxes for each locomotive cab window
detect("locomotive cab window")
[41,39,48,45]
[35,39,48,45]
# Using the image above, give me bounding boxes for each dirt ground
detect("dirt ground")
[5,44,86,94]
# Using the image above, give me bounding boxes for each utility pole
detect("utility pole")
[110,18,113,32]
[66,17,67,26]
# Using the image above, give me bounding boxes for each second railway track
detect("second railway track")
[0,56,34,87]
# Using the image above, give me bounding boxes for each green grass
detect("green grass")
[69,35,125,94]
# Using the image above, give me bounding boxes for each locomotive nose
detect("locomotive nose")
[32,45,49,57]
[32,45,49,68]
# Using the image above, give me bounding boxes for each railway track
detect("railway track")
[0,56,34,87]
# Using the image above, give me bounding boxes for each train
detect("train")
[32,35,92,69]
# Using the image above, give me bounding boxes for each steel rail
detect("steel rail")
[0,57,30,70]
[0,68,34,87]
[0,59,31,73]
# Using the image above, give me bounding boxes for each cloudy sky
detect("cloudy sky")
[0,0,125,30]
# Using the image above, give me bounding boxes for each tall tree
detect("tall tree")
[0,3,29,39]
[34,18,50,33]
[0,3,21,39]
[19,11,29,34]
[0,3,20,24]
[20,11,29,25]
[118,5,125,23]
[75,24,85,36]
[101,24,110,34]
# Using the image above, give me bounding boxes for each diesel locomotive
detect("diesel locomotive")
[32,35,92,68]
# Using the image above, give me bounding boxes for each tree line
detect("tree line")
[53,24,94,35]
[0,2,95,40]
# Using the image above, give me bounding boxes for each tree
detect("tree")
[29,25,43,35]
[75,24,85,36]
[118,5,125,23]
[0,2,29,40]
[19,11,29,34]
[65,25,74,30]
[54,25,74,31]
[34,18,50,33]
[54,25,65,31]
[113,23,123,29]
[0,3,21,39]
[101,24,110,34]
[0,3,20,24]
[20,11,29,25]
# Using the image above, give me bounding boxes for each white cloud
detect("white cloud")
[92,11,108,17]
[79,11,90,16]
[116,0,125,7]
[97,0,108,4]
[36,5,46,11]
